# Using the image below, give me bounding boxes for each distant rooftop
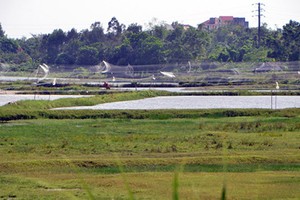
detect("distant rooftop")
[201,16,249,30]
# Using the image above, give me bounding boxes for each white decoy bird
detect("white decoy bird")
[52,78,56,86]
[276,82,280,90]
[160,71,176,78]
[152,74,156,80]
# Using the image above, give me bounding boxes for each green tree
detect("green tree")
[55,53,73,65]
[76,46,99,65]
[243,47,272,62]
[0,37,18,53]
[42,29,67,63]
[207,25,258,62]
[265,29,285,61]
[137,35,165,64]
[0,23,5,37]
[165,25,189,63]
[19,35,43,63]
[126,23,143,34]
[112,38,134,65]
[218,49,230,62]
[282,20,300,61]
[4,18,299,68]
[47,29,66,46]
[107,17,125,37]
[151,24,170,40]
[124,31,149,64]
[183,27,210,60]
[165,25,210,63]
[59,39,83,64]
[81,22,105,44]
[66,28,79,41]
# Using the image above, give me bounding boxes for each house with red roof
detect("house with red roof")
[201,16,249,30]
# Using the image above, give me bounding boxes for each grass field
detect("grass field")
[0,91,300,199]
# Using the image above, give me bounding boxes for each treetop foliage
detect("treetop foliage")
[0,18,299,70]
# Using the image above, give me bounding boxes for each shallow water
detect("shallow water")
[54,95,300,110]
[0,94,91,106]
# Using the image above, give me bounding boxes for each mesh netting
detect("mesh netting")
[1,61,300,87]
[99,61,134,78]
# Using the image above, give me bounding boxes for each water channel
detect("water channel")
[1,92,300,109]
[0,94,90,106]
[54,95,300,110]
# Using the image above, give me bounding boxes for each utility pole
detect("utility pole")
[258,3,261,47]
[254,2,265,48]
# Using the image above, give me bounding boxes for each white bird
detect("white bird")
[152,74,156,80]
[160,71,176,78]
[188,61,191,73]
[276,82,280,90]
[112,76,116,82]
[52,78,56,86]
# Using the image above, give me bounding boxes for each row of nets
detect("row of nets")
[1,61,300,87]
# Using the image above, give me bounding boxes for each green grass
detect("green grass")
[3,90,171,110]
[81,164,300,174]
[0,115,299,199]
[0,90,300,199]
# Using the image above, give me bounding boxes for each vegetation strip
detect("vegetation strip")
[1,160,299,173]
[1,90,300,122]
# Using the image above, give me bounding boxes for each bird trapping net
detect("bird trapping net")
[99,61,134,78]
[0,61,299,88]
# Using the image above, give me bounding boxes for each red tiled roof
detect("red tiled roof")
[202,20,210,25]
[200,16,248,30]
[220,16,234,21]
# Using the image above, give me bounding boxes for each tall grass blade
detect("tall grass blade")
[172,170,179,200]
[105,130,135,200]
[63,157,96,200]
[221,184,227,200]
[172,167,183,200]
[221,135,228,200]
[114,154,135,200]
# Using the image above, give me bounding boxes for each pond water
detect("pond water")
[0,94,91,106]
[54,95,300,110]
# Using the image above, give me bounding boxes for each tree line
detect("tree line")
[0,17,299,71]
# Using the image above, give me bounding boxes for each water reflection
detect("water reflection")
[55,96,300,110]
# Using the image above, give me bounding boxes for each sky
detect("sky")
[0,0,299,38]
